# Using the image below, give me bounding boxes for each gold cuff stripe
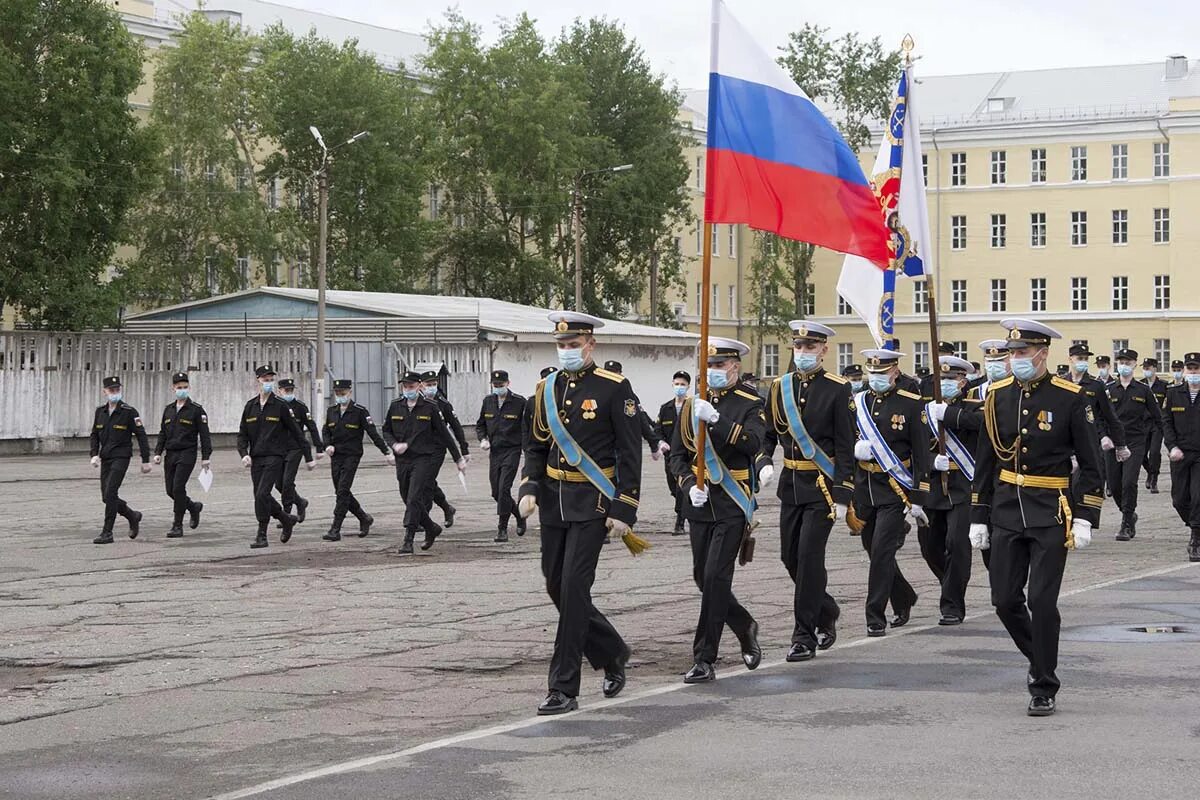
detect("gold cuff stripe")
[617,494,640,508]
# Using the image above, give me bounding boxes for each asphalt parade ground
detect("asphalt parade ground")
[1,450,1197,799]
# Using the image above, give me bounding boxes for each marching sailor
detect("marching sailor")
[655,370,693,535]
[321,379,390,542]
[1106,349,1163,541]
[153,372,211,538]
[1140,358,1169,495]
[475,370,528,543]
[90,376,152,544]
[1164,352,1200,562]
[276,378,324,523]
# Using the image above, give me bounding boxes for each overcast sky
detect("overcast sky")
[276,0,1197,89]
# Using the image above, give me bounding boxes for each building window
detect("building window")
[837,294,852,316]
[990,150,1006,185]
[1112,339,1128,356]
[695,282,702,314]
[1112,276,1128,311]
[1030,277,1047,312]
[728,225,736,257]
[951,279,967,313]
[428,184,440,220]
[171,154,184,180]
[696,154,704,189]
[1071,277,1088,311]
[837,342,853,372]
[913,280,928,314]
[762,344,779,377]
[1155,339,1171,367]
[913,342,930,372]
[728,284,737,318]
[952,341,969,359]
[1071,211,1088,246]
[950,152,966,186]
[294,254,308,287]
[991,278,1007,312]
[236,252,249,289]
[1030,212,1046,247]
[711,225,719,256]
[951,215,967,250]
[1071,146,1087,181]
[922,153,928,185]
[237,164,250,192]
[1112,144,1128,179]
[1112,209,1128,245]
[801,282,815,317]
[204,253,217,295]
[1154,208,1170,243]
[990,213,1007,248]
[695,225,702,255]
[267,178,278,210]
[1030,148,1046,183]
[1154,142,1170,178]
[673,235,681,254]
[1155,275,1171,310]
[711,283,720,317]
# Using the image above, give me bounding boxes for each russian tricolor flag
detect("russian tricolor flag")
[704,1,891,266]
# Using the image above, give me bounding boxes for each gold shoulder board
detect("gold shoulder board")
[823,372,847,384]
[1051,375,1081,393]
[594,368,624,383]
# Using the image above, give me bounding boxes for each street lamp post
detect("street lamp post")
[572,163,633,311]
[308,126,368,410]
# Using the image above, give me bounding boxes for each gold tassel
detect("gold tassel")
[1059,492,1075,550]
[622,530,651,556]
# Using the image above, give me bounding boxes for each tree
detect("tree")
[745,25,900,368]
[0,0,153,329]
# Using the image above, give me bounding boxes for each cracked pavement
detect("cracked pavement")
[1,450,1197,799]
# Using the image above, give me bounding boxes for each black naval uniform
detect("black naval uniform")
[476,390,528,533]
[382,395,462,550]
[519,363,642,700]
[236,394,310,538]
[90,401,151,538]
[324,401,389,536]
[1141,376,1169,490]
[155,398,213,531]
[972,374,1103,701]
[670,386,763,669]
[855,385,930,630]
[923,396,983,621]
[1105,378,1162,535]
[1161,381,1200,560]
[759,369,854,652]
[278,397,323,517]
[896,372,922,395]
[428,393,468,525]
[1070,370,1125,469]
[655,396,688,528]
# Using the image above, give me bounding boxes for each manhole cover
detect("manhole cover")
[1064,623,1200,643]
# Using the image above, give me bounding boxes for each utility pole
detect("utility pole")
[315,165,329,407]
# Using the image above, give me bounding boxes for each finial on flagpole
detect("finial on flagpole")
[901,34,914,65]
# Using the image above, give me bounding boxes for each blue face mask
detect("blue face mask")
[175,388,189,400]
[1142,369,1155,380]
[1173,371,1182,382]
[557,347,585,372]
[492,386,508,396]
[335,394,351,405]
[1073,360,1089,373]
[280,393,295,402]
[402,388,419,401]
[940,379,961,400]
[1117,364,1134,378]
[106,393,123,405]
[1186,374,1200,386]
[793,352,820,372]
[984,361,1007,381]
[850,380,864,393]
[1097,367,1110,380]
[1011,357,1037,381]
[673,385,688,398]
[707,368,729,389]
[260,381,275,394]
[422,385,439,399]
[868,375,892,393]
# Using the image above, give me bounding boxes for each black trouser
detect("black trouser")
[276,449,304,511]
[163,450,197,526]
[1143,428,1163,479]
[99,457,133,531]
[541,517,626,697]
[917,522,946,583]
[330,454,364,527]
[859,504,916,628]
[1170,453,1200,528]
[396,454,441,532]
[779,502,840,648]
[689,517,755,663]
[489,446,521,523]
[250,455,286,529]
[928,504,972,619]
[665,462,683,519]
[989,524,1069,698]
[1107,442,1146,515]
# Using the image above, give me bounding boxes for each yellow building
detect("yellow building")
[665,57,1200,380]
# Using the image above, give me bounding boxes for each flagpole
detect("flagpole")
[695,0,722,489]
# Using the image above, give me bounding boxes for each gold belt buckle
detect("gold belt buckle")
[1015,473,1025,486]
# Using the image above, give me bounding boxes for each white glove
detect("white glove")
[315,451,324,460]
[324,445,335,457]
[305,460,316,471]
[392,442,408,455]
[1070,456,1078,471]
[854,440,874,461]
[933,454,950,472]
[1170,447,1185,462]
[480,438,491,451]
[386,453,396,466]
[200,460,211,470]
[463,453,471,465]
[689,485,709,507]
[456,459,467,472]
[834,503,847,522]
[1100,436,1114,452]
[929,402,948,423]
[241,455,252,468]
[90,455,101,468]
[650,448,661,462]
[692,399,720,424]
[1116,446,1131,463]
[1071,518,1093,550]
[758,464,775,488]
[140,463,152,475]
[518,494,538,519]
[607,518,631,536]
[153,454,162,465]
[908,504,928,526]
[658,441,671,455]
[969,523,990,550]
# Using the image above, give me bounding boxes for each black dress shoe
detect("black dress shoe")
[867,624,887,637]
[251,532,268,549]
[322,528,342,542]
[398,534,415,555]
[1027,696,1056,716]
[495,523,509,543]
[938,614,964,626]
[683,661,715,684]
[167,525,184,539]
[603,649,630,698]
[279,513,298,543]
[739,620,762,670]
[786,643,815,662]
[443,504,456,528]
[891,606,912,628]
[359,513,373,538]
[189,502,203,529]
[93,531,114,545]
[1149,477,1159,494]
[295,497,308,524]
[515,516,526,536]
[816,621,838,651]
[1188,531,1200,562]
[673,515,686,535]
[1115,521,1131,542]
[1128,511,1138,538]
[421,522,442,550]
[537,690,578,715]
[128,510,142,539]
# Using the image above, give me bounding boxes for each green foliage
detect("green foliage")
[0,0,153,329]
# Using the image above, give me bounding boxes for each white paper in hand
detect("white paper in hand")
[198,467,214,493]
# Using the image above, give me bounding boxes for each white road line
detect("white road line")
[208,561,1197,800]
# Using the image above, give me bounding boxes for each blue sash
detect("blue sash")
[541,377,616,498]
[854,391,915,490]
[925,401,976,481]
[692,400,756,521]
[779,374,836,480]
